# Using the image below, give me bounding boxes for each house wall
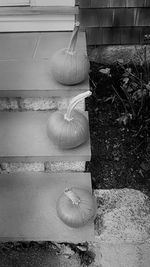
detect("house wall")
[78,0,150,45]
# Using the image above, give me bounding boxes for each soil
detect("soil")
[86,61,150,196]
[0,242,94,267]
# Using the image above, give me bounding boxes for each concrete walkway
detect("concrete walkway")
[90,188,150,267]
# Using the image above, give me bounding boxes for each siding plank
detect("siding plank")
[80,1,150,46]
[97,9,114,27]
[109,0,126,8]
[137,8,150,26]
[126,0,150,7]
[91,0,126,8]
[86,28,103,45]
[80,8,113,27]
[86,27,147,45]
[80,8,150,28]
[102,27,121,44]
[120,27,141,44]
[87,27,122,45]
[81,0,150,8]
[80,0,91,8]
[79,9,99,27]
[91,0,109,8]
[113,8,135,26]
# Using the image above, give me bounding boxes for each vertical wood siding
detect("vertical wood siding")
[79,0,150,45]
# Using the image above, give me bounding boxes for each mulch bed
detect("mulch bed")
[86,61,150,196]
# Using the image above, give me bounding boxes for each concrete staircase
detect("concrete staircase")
[1,4,150,267]
[0,5,93,242]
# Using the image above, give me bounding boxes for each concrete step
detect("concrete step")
[0,111,91,163]
[0,5,78,32]
[0,6,78,16]
[0,32,89,97]
[0,172,94,242]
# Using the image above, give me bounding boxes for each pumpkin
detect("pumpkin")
[56,187,97,228]
[47,91,91,149]
[51,22,90,85]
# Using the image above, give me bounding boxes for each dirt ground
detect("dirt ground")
[0,242,94,267]
[86,61,150,196]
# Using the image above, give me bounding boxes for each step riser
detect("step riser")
[0,161,85,173]
[0,97,85,111]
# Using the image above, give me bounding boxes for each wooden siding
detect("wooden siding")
[80,0,150,8]
[79,0,150,45]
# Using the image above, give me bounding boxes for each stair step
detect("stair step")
[0,111,91,162]
[0,172,94,242]
[0,6,78,16]
[0,4,78,32]
[0,32,89,97]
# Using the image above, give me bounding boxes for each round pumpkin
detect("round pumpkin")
[47,109,89,149]
[47,91,91,149]
[51,22,90,85]
[56,187,97,228]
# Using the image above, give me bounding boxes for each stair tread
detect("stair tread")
[0,32,89,97]
[0,6,78,16]
[0,172,94,242]
[0,111,91,162]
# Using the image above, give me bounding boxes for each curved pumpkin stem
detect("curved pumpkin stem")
[67,21,80,54]
[64,188,80,205]
[64,91,92,121]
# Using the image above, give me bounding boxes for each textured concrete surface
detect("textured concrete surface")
[86,188,150,267]
[0,162,45,173]
[0,97,85,111]
[89,241,150,267]
[45,161,85,172]
[94,189,150,243]
[0,161,85,173]
[88,45,150,65]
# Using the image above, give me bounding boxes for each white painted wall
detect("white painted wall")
[0,0,75,31]
[0,0,29,6]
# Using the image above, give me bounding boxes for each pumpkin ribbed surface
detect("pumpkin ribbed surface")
[56,187,97,228]
[51,49,90,85]
[47,110,89,149]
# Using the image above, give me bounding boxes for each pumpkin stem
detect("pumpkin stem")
[64,188,80,205]
[67,21,80,54]
[64,91,92,121]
